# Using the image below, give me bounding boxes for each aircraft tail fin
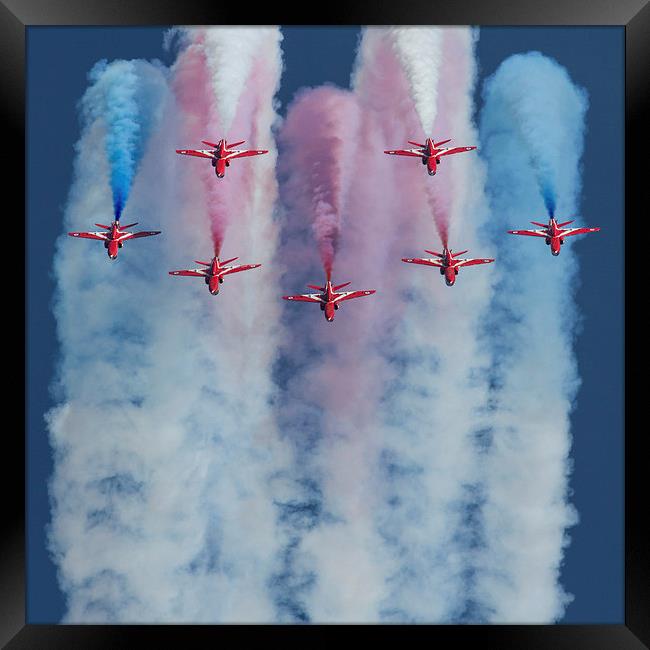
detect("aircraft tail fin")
[558,219,575,227]
[307,284,325,291]
[201,140,220,148]
[425,249,443,257]
[333,282,351,291]
[434,138,452,147]
[408,140,426,147]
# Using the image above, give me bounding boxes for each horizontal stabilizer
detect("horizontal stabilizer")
[94,223,111,229]
[452,249,469,257]
[408,140,426,147]
[221,257,238,266]
[434,138,452,147]
[307,284,325,291]
[201,140,219,148]
[558,219,575,227]
[424,249,443,257]
[194,260,211,266]
[119,222,138,230]
[333,282,351,291]
[530,221,548,228]
[227,140,245,148]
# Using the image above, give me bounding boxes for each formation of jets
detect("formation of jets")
[68,135,601,321]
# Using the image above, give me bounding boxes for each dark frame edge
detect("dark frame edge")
[625,2,650,647]
[9,0,646,647]
[1,0,26,647]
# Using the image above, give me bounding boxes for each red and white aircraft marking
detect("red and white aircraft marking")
[508,217,601,256]
[402,246,494,286]
[384,137,476,176]
[169,255,261,295]
[283,276,376,322]
[175,138,268,178]
[68,221,161,260]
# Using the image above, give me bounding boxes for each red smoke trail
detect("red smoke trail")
[427,28,477,249]
[356,31,449,250]
[278,86,360,279]
[172,32,226,254]
[171,32,238,256]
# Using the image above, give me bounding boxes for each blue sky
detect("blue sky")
[27,26,623,623]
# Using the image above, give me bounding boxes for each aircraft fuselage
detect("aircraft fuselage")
[104,224,123,259]
[319,282,339,321]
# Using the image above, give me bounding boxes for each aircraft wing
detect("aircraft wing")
[402,257,444,267]
[282,293,324,303]
[455,257,495,268]
[220,263,261,276]
[224,149,268,160]
[384,148,425,158]
[123,230,161,240]
[559,227,601,238]
[333,290,376,303]
[438,146,477,157]
[169,269,208,277]
[507,229,548,238]
[68,231,108,240]
[176,149,215,159]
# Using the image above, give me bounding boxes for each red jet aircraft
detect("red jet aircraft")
[68,221,161,260]
[402,246,494,286]
[508,217,600,256]
[169,255,261,295]
[175,138,268,178]
[384,137,476,176]
[283,276,375,322]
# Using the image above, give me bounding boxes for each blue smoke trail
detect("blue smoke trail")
[474,52,588,621]
[82,59,166,220]
[480,52,587,218]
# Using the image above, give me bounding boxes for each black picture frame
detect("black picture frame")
[11,0,644,646]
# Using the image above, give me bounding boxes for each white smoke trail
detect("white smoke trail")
[473,51,587,622]
[270,27,495,622]
[390,27,443,134]
[351,26,495,622]
[47,29,289,622]
[201,26,276,135]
